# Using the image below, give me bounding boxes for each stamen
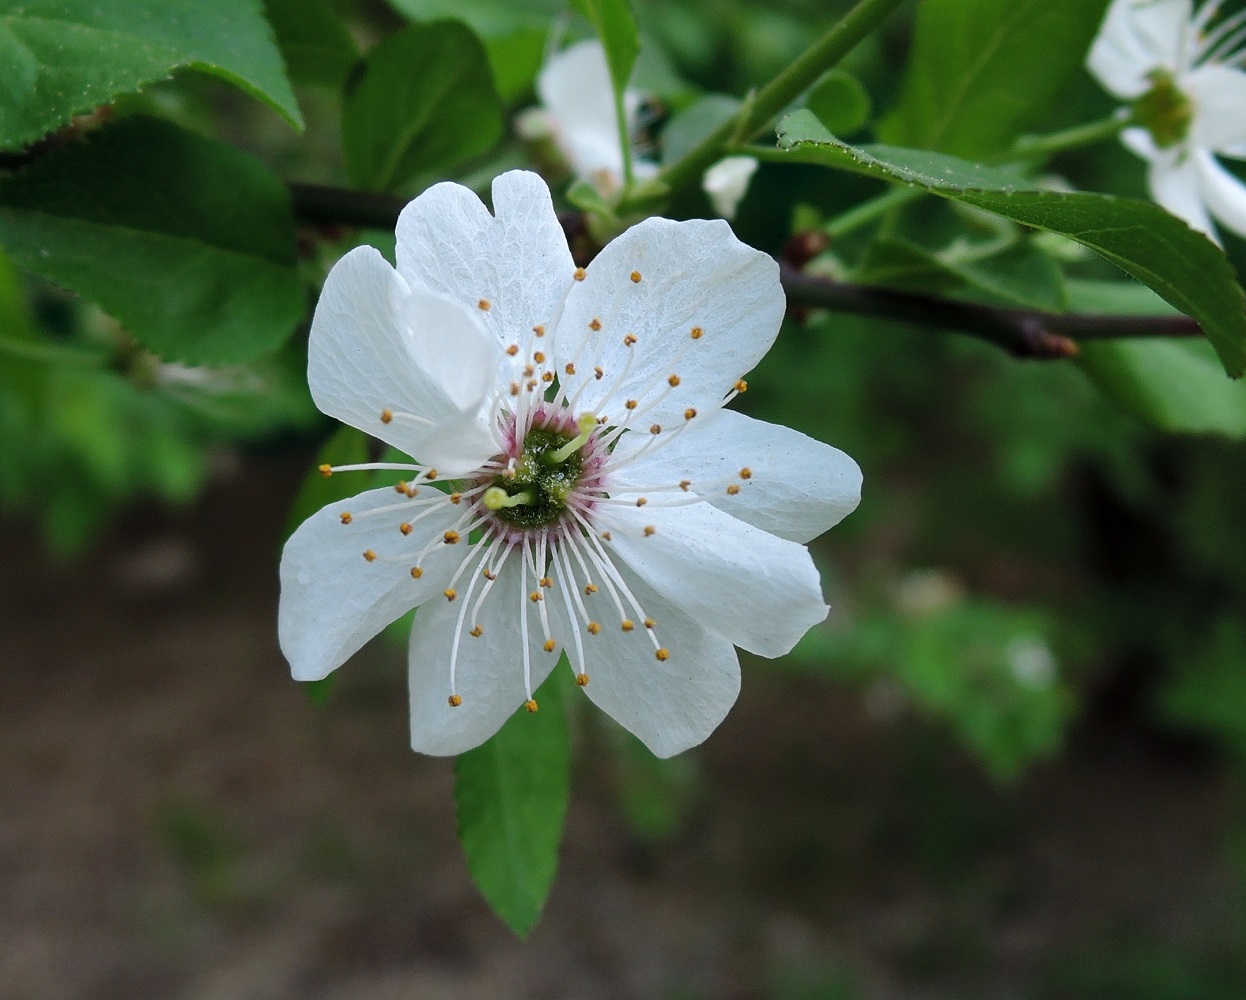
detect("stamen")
[525,699,539,712]
[483,486,535,510]
[380,409,393,423]
[630,271,642,283]
[655,648,670,661]
[319,464,332,477]
[444,530,460,544]
[339,512,352,524]
[444,588,457,601]
[449,694,463,707]
[478,298,491,311]
[363,549,377,562]
[574,267,586,280]
[576,673,590,686]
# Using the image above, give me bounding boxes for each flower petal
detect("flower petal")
[596,500,828,658]
[551,217,784,427]
[408,549,561,755]
[307,246,499,475]
[1186,65,1246,150]
[394,170,576,377]
[1148,147,1219,240]
[1088,0,1192,97]
[702,156,759,220]
[611,408,861,543]
[552,562,739,758]
[279,487,464,682]
[538,40,628,192]
[1194,148,1246,238]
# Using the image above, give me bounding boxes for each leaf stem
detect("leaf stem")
[0,336,106,367]
[1011,114,1131,161]
[825,185,924,238]
[619,0,908,211]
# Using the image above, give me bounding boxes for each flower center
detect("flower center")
[1132,69,1193,149]
[482,412,599,529]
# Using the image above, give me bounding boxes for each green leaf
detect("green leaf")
[0,117,304,365]
[879,0,1110,159]
[262,0,359,89]
[385,0,561,35]
[768,112,1246,376]
[805,70,871,138]
[282,424,371,542]
[0,0,302,150]
[342,22,504,192]
[570,0,640,107]
[1068,280,1246,437]
[661,94,740,167]
[455,674,569,936]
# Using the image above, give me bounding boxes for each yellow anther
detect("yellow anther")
[655,648,670,661]
[532,324,545,336]
[469,625,483,637]
[587,622,601,634]
[739,467,753,479]
[404,485,419,498]
[529,591,543,603]
[635,497,647,507]
[506,344,519,356]
[589,317,602,331]
[483,569,496,580]
[448,694,463,707]
[443,530,460,544]
[478,298,491,311]
[533,351,546,364]
[623,334,637,347]
[734,379,748,393]
[410,566,423,579]
[539,576,554,588]
[339,512,353,525]
[510,382,521,396]
[394,481,407,494]
[644,617,656,629]
[444,588,457,601]
[576,672,590,686]
[649,424,662,435]
[426,469,438,480]
[684,407,697,420]
[625,399,638,410]
[574,267,586,280]
[726,484,741,495]
[644,525,656,537]
[399,522,413,534]
[679,479,692,491]
[630,270,642,283]
[542,371,554,383]
[584,583,598,595]
[523,364,535,377]
[600,531,613,541]
[525,698,539,712]
[594,366,604,380]
[526,379,538,391]
[450,492,462,504]
[318,464,333,477]
[690,326,703,340]
[667,374,681,387]
[380,408,393,424]
[543,639,556,653]
[363,549,377,562]
[565,363,577,375]
[621,619,635,632]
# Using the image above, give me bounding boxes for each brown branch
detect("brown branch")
[288,181,1206,360]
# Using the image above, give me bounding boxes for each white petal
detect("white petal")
[702,156,759,220]
[1148,149,1220,240]
[551,217,785,427]
[1121,126,1160,160]
[1194,149,1246,238]
[1185,65,1246,149]
[307,246,499,475]
[279,487,464,682]
[408,548,560,756]
[551,561,739,758]
[394,171,576,378]
[611,408,861,543]
[1088,0,1192,97]
[538,40,627,191]
[596,501,828,658]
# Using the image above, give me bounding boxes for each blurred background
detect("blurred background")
[4,0,1246,997]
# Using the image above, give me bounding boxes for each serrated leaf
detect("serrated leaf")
[0,0,301,150]
[1068,280,1246,437]
[767,111,1246,376]
[571,0,640,108]
[455,674,568,936]
[879,0,1110,159]
[0,117,304,365]
[342,22,503,192]
[263,0,359,89]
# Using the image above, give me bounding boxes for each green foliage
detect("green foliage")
[880,0,1110,159]
[454,674,569,936]
[805,69,871,138]
[571,0,642,106]
[342,22,504,192]
[0,116,304,365]
[262,0,359,89]
[771,111,1246,376]
[0,0,301,150]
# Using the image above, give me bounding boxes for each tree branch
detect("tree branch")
[288,181,1205,361]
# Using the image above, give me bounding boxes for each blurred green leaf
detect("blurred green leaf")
[0,0,302,150]
[805,70,871,138]
[385,0,560,34]
[455,674,568,936]
[342,22,503,192]
[1159,617,1246,760]
[879,0,1109,159]
[481,28,546,105]
[769,111,1246,377]
[262,0,359,89]
[282,424,371,542]
[662,94,739,166]
[0,117,304,365]
[571,0,641,111]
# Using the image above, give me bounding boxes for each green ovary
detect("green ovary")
[1132,70,1193,149]
[486,426,584,529]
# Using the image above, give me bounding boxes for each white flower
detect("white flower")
[703,156,759,220]
[1087,0,1246,243]
[279,170,861,758]
[531,39,660,198]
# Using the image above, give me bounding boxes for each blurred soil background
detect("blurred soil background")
[3,455,1243,1000]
